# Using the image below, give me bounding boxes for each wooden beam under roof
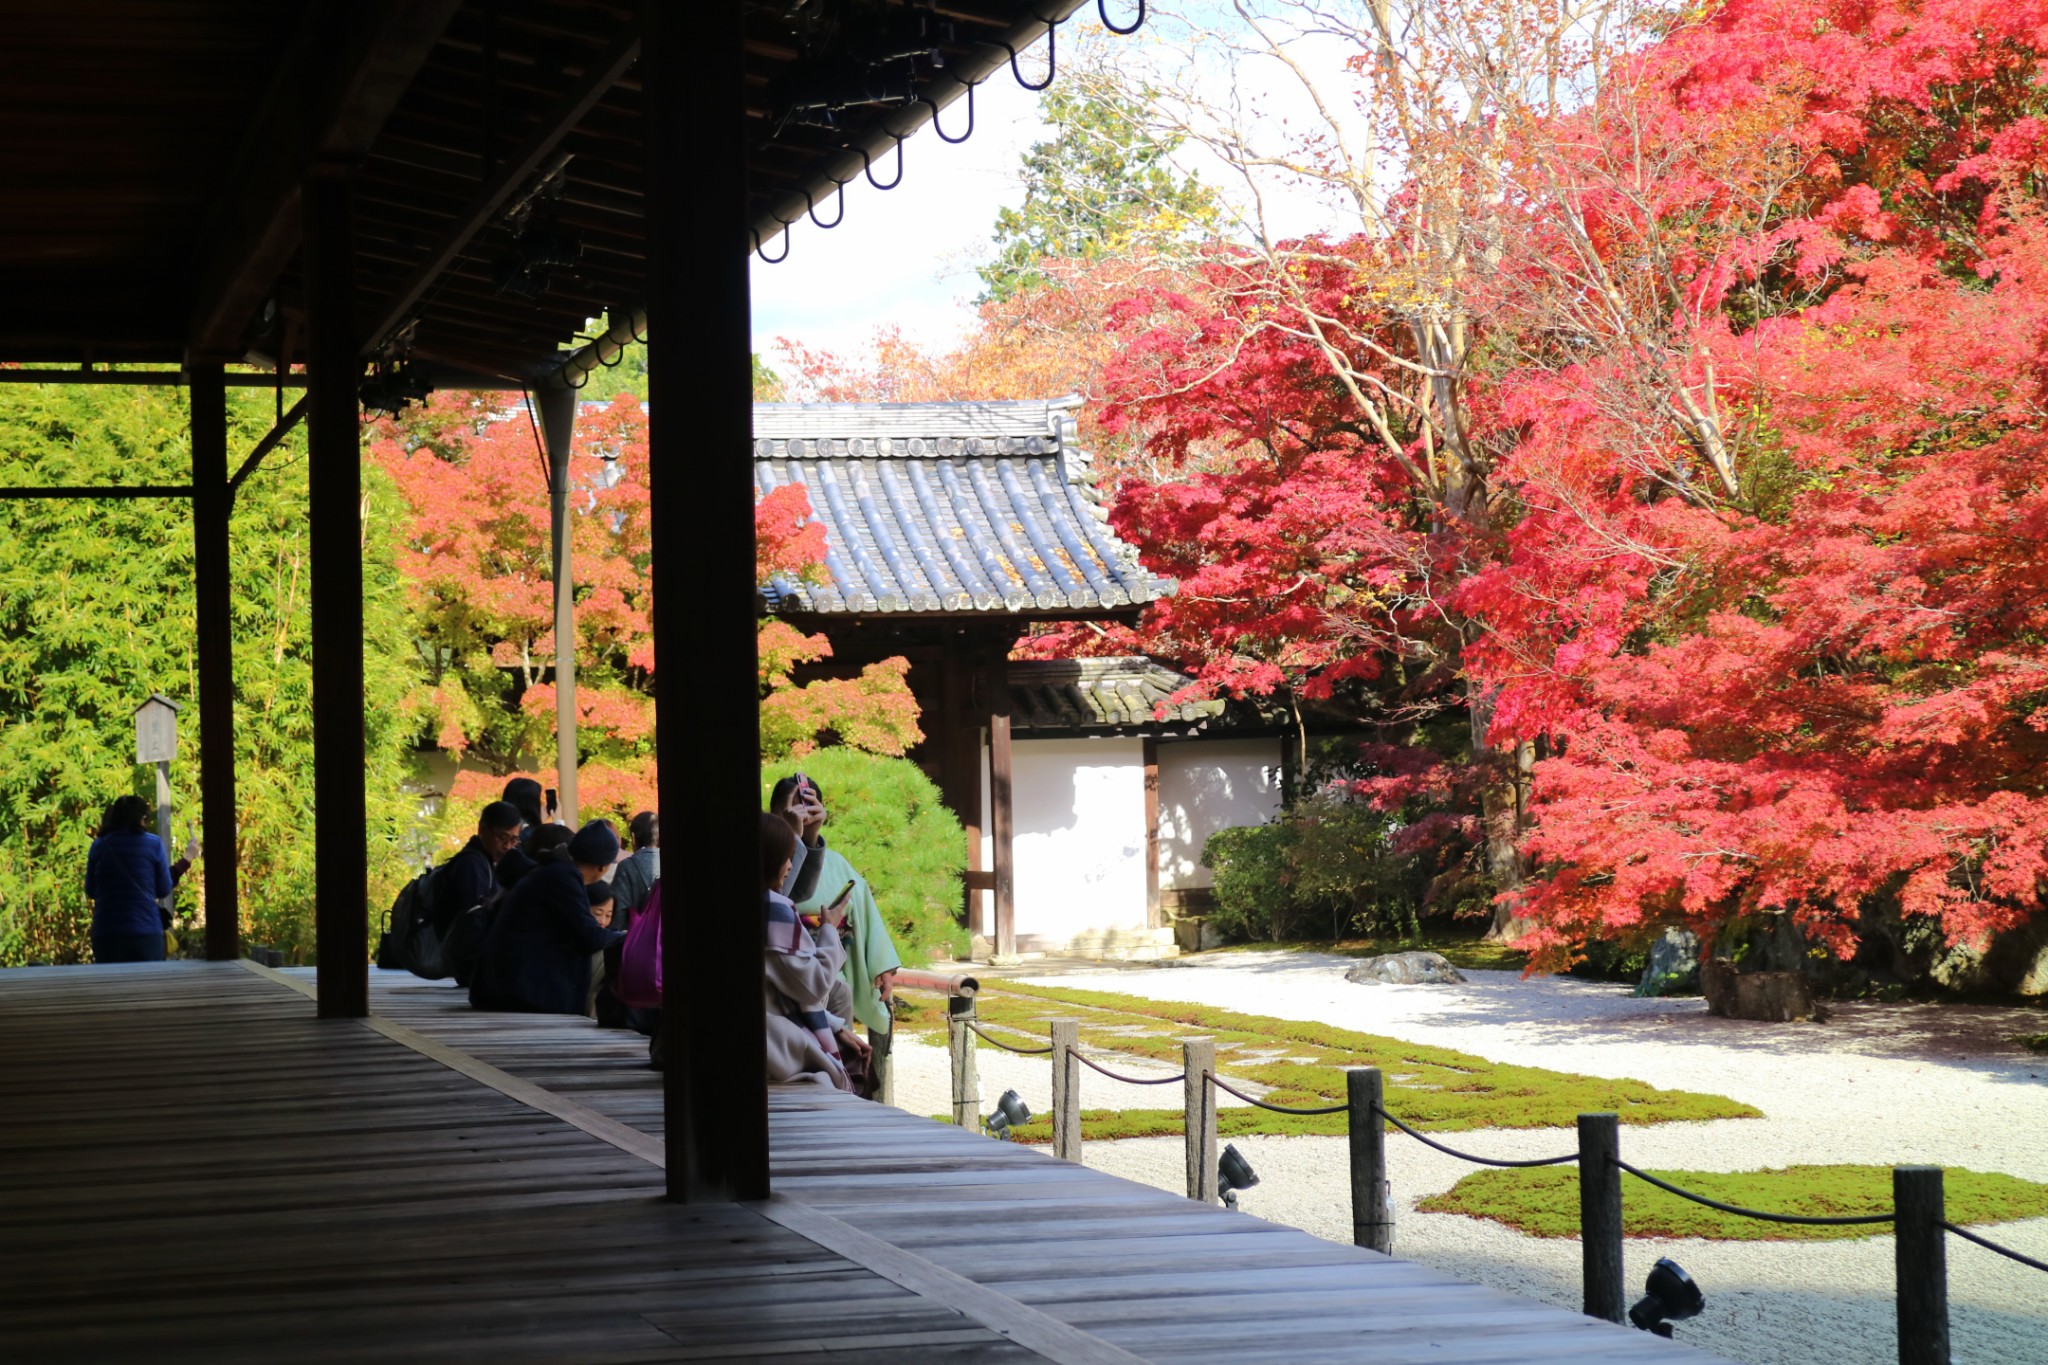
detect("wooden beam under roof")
[188,0,464,360]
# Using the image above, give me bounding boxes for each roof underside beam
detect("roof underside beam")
[187,0,465,361]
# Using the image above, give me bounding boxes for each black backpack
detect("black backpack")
[375,867,446,978]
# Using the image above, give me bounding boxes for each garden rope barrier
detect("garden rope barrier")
[1070,1050,1184,1086]
[1942,1222,2048,1274]
[965,1020,1054,1054]
[1371,1101,1579,1168]
[1205,1071,1348,1116]
[1614,1159,1897,1226]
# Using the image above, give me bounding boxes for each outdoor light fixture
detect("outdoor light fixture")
[1218,1144,1260,1210]
[983,1089,1032,1140]
[360,359,431,417]
[1629,1258,1704,1338]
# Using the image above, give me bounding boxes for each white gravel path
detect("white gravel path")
[889,952,2048,1365]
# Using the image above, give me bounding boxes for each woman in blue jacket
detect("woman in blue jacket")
[84,795,175,963]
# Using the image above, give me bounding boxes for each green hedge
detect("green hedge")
[761,748,966,963]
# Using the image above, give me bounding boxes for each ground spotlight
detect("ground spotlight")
[1629,1257,1704,1338]
[1218,1143,1260,1209]
[983,1089,1032,1140]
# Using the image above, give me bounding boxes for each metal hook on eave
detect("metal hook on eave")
[850,136,906,191]
[998,20,1056,91]
[1098,0,1145,36]
[752,221,792,264]
[921,83,976,144]
[806,179,846,229]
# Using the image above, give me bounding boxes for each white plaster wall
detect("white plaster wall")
[1156,737,1284,889]
[980,736,1149,946]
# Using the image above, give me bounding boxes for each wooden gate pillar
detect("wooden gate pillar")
[188,363,241,960]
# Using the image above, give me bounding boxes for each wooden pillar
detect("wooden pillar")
[304,165,368,1019]
[188,363,240,961]
[1577,1113,1625,1323]
[645,0,768,1202]
[534,384,579,825]
[1049,1018,1081,1162]
[1894,1166,1950,1365]
[1182,1037,1218,1203]
[939,643,986,936]
[988,648,1016,958]
[1348,1068,1392,1253]
[1142,736,1160,930]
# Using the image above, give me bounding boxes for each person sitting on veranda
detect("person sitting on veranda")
[429,801,523,938]
[761,812,870,1091]
[767,774,901,1046]
[610,811,660,924]
[468,821,624,1016]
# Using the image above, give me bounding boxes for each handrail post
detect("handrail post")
[1348,1068,1392,1253]
[1894,1166,1950,1365]
[1050,1019,1081,1163]
[947,993,979,1128]
[1578,1113,1624,1324]
[1183,1038,1218,1203]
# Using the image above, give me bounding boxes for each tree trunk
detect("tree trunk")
[1469,680,1535,942]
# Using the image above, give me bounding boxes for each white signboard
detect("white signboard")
[135,694,180,765]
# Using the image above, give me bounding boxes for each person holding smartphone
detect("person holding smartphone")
[766,773,902,1067]
[760,812,869,1091]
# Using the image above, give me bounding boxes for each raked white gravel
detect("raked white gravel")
[888,951,2048,1365]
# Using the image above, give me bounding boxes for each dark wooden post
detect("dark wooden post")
[1348,1067,1392,1253]
[304,164,368,1019]
[1578,1112,1624,1323]
[988,648,1016,957]
[1142,737,1160,929]
[948,994,979,1128]
[1894,1166,1950,1365]
[534,384,579,825]
[1183,1037,1217,1202]
[187,363,240,961]
[1050,1018,1081,1162]
[645,0,768,1202]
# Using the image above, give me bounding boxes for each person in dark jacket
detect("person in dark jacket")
[468,820,624,1016]
[430,801,523,935]
[494,776,548,889]
[84,795,179,963]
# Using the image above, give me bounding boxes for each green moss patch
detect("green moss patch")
[895,982,1757,1141]
[2016,1032,2048,1055]
[1205,936,1531,973]
[1418,1165,2048,1241]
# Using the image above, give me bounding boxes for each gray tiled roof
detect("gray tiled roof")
[1008,657,1225,732]
[754,397,1172,615]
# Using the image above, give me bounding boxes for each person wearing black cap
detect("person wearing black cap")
[468,819,625,1016]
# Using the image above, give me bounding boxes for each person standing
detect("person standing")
[84,795,188,964]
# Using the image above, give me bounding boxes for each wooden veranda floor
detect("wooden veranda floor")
[0,962,1724,1364]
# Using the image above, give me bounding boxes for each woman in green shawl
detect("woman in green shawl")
[770,773,901,1035]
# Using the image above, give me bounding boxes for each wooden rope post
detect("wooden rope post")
[1578,1113,1625,1324]
[1894,1165,1950,1365]
[947,994,979,1129]
[1183,1038,1218,1203]
[1348,1068,1392,1253]
[1050,1019,1081,1163]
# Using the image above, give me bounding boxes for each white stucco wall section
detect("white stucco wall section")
[982,737,1150,948]
[1156,737,1284,890]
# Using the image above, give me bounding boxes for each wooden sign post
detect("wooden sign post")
[134,694,180,911]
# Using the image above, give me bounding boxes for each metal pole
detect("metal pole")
[304,163,369,1017]
[1183,1038,1218,1203]
[1894,1166,1950,1365]
[1348,1067,1392,1253]
[533,383,579,826]
[1578,1113,1625,1324]
[1050,1019,1081,1162]
[948,994,979,1128]
[188,363,240,960]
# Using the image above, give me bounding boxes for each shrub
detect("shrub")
[760,747,966,963]
[1202,821,1302,941]
[1202,794,1433,943]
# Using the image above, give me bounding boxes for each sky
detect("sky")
[746,7,1373,369]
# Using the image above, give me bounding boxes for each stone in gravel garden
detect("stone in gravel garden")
[1344,951,1466,986]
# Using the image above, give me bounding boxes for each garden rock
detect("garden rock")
[1634,928,1700,997]
[1702,958,1826,1022]
[1345,951,1466,986]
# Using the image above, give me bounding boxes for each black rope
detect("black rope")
[1098,0,1145,35]
[965,1020,1053,1055]
[1207,1072,1346,1116]
[1070,1050,1182,1086]
[1375,1103,1578,1168]
[1943,1222,2048,1273]
[1614,1160,1896,1225]
[924,84,975,144]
